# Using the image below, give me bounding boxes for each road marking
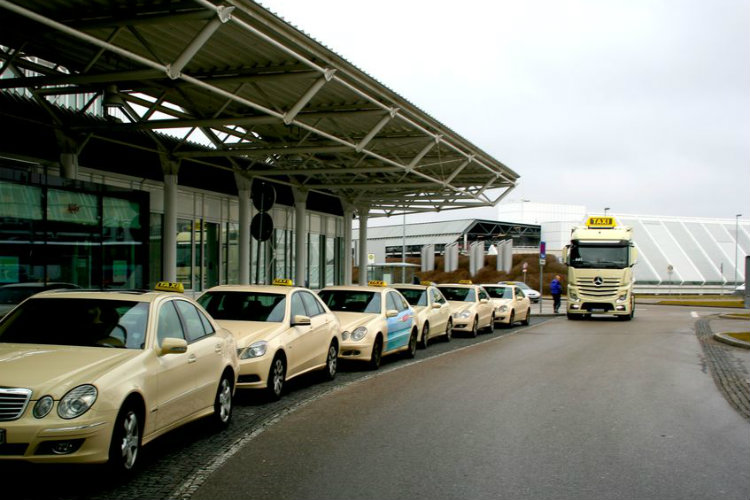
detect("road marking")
[691,311,700,318]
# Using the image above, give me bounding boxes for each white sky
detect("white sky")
[257,0,749,223]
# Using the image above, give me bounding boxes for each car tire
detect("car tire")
[470,317,478,338]
[322,341,338,381]
[506,310,515,327]
[405,328,418,359]
[108,402,141,473]
[419,323,429,349]
[211,373,233,429]
[267,354,286,400]
[444,319,453,342]
[521,308,531,326]
[369,336,383,370]
[485,314,495,333]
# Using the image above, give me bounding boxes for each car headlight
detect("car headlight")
[33,395,54,419]
[58,385,97,419]
[454,310,472,319]
[498,305,508,313]
[351,326,368,341]
[240,340,268,359]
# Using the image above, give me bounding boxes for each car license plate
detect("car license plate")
[0,429,5,445]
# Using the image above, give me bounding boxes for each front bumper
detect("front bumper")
[236,356,274,389]
[339,337,376,362]
[0,410,116,464]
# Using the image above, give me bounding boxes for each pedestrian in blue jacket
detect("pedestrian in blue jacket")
[550,275,563,313]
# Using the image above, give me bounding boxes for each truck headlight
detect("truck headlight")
[617,293,629,302]
[569,290,579,301]
[351,326,368,341]
[240,340,267,359]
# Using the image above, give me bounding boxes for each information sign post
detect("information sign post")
[539,241,546,314]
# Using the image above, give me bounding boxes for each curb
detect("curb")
[713,332,750,349]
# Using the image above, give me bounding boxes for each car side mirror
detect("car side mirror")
[480,298,489,304]
[386,309,398,318]
[291,314,311,326]
[432,303,442,309]
[159,337,188,355]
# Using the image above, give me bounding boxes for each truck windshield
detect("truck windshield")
[569,244,629,269]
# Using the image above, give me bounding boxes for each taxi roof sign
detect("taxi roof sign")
[458,279,473,284]
[586,216,617,229]
[420,281,435,286]
[272,278,293,286]
[368,280,387,287]
[155,281,184,293]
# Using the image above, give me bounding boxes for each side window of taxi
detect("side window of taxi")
[290,292,305,318]
[516,288,525,298]
[300,291,325,317]
[387,292,408,312]
[431,288,445,305]
[157,301,185,346]
[478,288,489,301]
[174,300,214,342]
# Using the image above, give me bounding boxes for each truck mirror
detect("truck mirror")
[630,247,638,266]
[562,246,569,265]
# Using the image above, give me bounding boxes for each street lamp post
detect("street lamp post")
[735,214,742,289]
[604,207,610,216]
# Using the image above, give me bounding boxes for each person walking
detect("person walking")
[550,275,563,314]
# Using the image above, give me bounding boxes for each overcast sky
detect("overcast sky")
[257,0,749,223]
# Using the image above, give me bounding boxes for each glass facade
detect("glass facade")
[0,169,148,289]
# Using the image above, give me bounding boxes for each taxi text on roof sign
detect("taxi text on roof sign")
[586,216,617,228]
[368,280,387,287]
[155,281,184,293]
[458,280,473,284]
[272,278,293,286]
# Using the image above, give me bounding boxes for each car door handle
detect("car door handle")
[188,354,197,363]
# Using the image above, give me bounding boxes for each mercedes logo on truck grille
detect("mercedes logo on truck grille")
[593,276,603,286]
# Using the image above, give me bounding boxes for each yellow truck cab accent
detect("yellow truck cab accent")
[272,278,294,286]
[154,281,184,293]
[368,280,387,287]
[562,216,637,321]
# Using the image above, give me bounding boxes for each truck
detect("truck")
[561,216,637,320]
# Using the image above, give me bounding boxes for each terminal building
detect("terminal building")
[0,1,518,294]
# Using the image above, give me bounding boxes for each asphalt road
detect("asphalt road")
[191,305,750,500]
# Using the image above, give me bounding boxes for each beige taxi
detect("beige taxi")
[436,282,495,337]
[392,283,453,347]
[198,280,341,400]
[482,283,532,327]
[0,282,239,472]
[318,282,417,369]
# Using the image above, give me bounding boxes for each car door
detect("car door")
[296,291,334,371]
[477,287,493,328]
[429,287,450,334]
[515,287,530,319]
[385,291,411,352]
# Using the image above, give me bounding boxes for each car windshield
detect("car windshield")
[198,291,286,322]
[395,288,427,307]
[485,286,512,299]
[0,287,41,304]
[317,290,381,313]
[438,287,476,302]
[0,298,149,349]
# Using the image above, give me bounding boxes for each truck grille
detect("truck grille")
[575,277,621,299]
[0,388,32,421]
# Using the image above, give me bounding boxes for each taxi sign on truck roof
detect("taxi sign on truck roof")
[586,216,617,229]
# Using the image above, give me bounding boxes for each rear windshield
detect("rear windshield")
[438,287,476,302]
[318,290,381,313]
[198,291,286,322]
[0,298,149,349]
[394,288,427,307]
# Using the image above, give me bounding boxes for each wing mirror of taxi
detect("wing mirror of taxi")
[291,314,311,326]
[480,298,489,303]
[432,303,443,309]
[159,337,188,355]
[386,309,398,318]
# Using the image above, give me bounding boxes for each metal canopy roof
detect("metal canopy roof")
[0,0,518,217]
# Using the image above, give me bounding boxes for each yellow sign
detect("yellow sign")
[586,216,616,228]
[458,280,473,284]
[368,280,387,287]
[155,281,184,293]
[272,278,293,286]
[420,281,435,286]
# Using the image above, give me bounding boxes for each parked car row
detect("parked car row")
[0,279,533,473]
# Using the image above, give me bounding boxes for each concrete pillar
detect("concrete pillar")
[293,188,308,287]
[161,158,180,282]
[357,206,369,285]
[235,172,252,284]
[343,204,354,285]
[60,153,78,179]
